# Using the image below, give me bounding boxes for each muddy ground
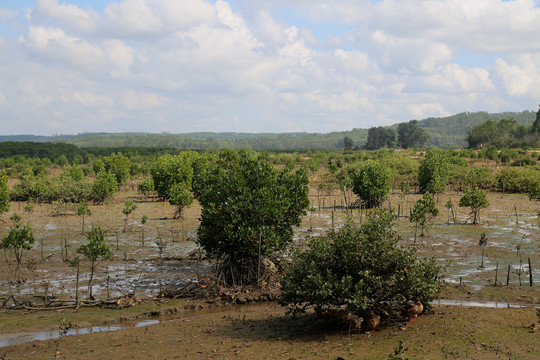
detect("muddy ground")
[0,186,539,359]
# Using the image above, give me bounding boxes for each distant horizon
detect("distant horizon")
[1,1,539,135]
[0,108,537,137]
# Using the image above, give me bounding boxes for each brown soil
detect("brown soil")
[1,182,539,359]
[1,301,539,360]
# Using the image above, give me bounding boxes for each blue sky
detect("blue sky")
[0,0,539,135]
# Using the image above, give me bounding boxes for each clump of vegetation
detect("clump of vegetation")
[0,171,10,216]
[122,199,137,232]
[77,201,91,234]
[196,149,309,286]
[478,232,488,268]
[418,147,450,197]
[76,226,112,299]
[410,193,439,242]
[279,210,443,321]
[351,160,392,208]
[1,214,35,282]
[151,152,197,218]
[91,169,118,203]
[459,187,489,225]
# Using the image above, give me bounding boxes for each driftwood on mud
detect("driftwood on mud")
[0,293,142,311]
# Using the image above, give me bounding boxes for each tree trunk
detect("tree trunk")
[88,261,95,299]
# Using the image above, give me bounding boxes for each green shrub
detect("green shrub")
[465,166,495,189]
[418,148,450,195]
[279,210,443,317]
[91,170,118,203]
[351,160,392,208]
[196,149,309,285]
[0,171,9,215]
[459,187,489,224]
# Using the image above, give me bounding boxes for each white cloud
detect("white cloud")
[421,64,495,93]
[34,0,98,33]
[104,39,134,73]
[407,103,448,119]
[67,91,114,108]
[369,31,453,74]
[1,0,540,135]
[21,26,105,67]
[495,53,540,97]
[124,89,169,110]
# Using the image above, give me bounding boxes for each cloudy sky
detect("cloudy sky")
[0,0,539,135]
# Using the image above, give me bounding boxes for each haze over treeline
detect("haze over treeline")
[0,110,537,150]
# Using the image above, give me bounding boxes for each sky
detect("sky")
[0,0,540,135]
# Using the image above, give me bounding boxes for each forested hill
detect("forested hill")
[415,111,536,147]
[0,110,536,149]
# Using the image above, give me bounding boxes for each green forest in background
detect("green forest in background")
[0,110,536,150]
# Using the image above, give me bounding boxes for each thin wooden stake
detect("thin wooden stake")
[529,257,533,287]
[494,261,498,286]
[75,260,80,306]
[506,264,511,285]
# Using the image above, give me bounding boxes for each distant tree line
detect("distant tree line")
[466,106,540,149]
[363,120,430,150]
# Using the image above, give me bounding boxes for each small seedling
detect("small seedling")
[478,232,488,268]
[122,199,137,232]
[1,213,35,282]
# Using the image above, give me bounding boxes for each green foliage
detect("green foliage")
[351,160,392,208]
[77,201,91,234]
[168,182,193,218]
[103,153,131,187]
[77,226,112,298]
[397,120,430,149]
[61,164,84,181]
[496,167,540,193]
[418,147,450,194]
[387,340,409,360]
[385,153,419,189]
[151,152,197,199]
[528,180,540,201]
[91,170,118,203]
[466,118,535,149]
[11,166,92,203]
[365,127,397,150]
[77,226,112,262]
[498,147,518,163]
[122,199,137,216]
[1,214,35,281]
[464,166,495,189]
[137,177,154,195]
[122,199,137,231]
[11,168,47,202]
[459,187,489,224]
[478,145,498,160]
[196,149,309,285]
[343,136,354,151]
[409,193,439,238]
[279,210,443,316]
[511,155,536,166]
[532,106,540,134]
[0,171,9,215]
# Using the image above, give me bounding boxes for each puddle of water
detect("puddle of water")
[0,324,127,348]
[436,299,540,309]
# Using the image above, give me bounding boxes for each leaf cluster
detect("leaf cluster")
[279,210,443,315]
[76,226,112,262]
[196,149,309,276]
[351,160,392,207]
